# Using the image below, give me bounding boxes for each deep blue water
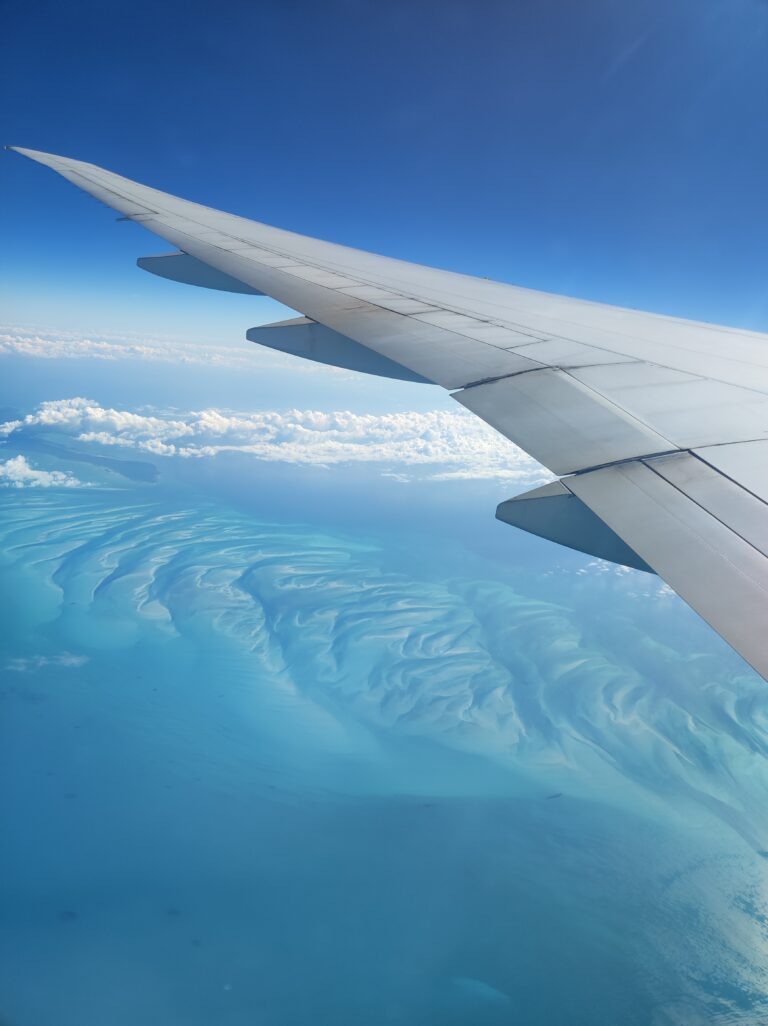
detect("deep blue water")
[1,447,767,1025]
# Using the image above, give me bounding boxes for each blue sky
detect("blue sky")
[2,0,768,341]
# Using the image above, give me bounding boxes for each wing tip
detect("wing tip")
[5,146,69,168]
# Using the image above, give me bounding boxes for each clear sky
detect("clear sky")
[2,0,768,342]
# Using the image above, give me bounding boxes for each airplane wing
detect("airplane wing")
[10,146,768,680]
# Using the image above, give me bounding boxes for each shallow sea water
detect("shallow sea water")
[1,469,767,1025]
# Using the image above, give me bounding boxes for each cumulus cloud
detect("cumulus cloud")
[1,398,550,485]
[6,652,89,672]
[0,454,82,488]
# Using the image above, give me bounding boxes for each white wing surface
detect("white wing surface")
[10,147,768,679]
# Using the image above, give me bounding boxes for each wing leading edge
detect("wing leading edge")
[10,146,768,679]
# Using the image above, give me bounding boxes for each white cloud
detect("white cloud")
[1,398,550,485]
[6,652,89,672]
[0,326,328,374]
[0,326,550,484]
[0,454,82,488]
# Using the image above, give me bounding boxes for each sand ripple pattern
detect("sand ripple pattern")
[4,492,768,851]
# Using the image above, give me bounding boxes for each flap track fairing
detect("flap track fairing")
[138,251,264,295]
[247,317,431,383]
[497,480,653,572]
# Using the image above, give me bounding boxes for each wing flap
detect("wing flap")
[454,369,674,475]
[570,363,768,450]
[568,457,768,676]
[694,440,768,504]
[648,452,768,557]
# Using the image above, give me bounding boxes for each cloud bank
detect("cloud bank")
[2,398,550,485]
[0,326,281,371]
[0,455,82,489]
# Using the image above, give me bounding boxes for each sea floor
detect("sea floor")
[1,480,767,1025]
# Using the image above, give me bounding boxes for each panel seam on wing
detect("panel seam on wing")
[641,454,768,556]
[578,464,768,597]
